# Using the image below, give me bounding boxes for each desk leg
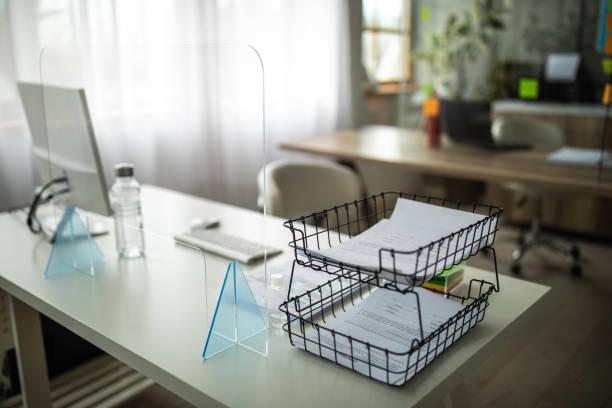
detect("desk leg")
[9,296,52,408]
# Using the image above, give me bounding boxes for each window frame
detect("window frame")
[361,0,413,95]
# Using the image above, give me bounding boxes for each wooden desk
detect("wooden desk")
[280,126,612,197]
[0,185,550,407]
[280,126,612,236]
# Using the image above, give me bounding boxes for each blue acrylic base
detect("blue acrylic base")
[44,206,105,278]
[203,261,268,360]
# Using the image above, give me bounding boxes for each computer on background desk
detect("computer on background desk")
[441,99,531,150]
[17,82,112,237]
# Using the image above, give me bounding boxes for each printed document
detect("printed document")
[310,198,496,284]
[292,287,482,384]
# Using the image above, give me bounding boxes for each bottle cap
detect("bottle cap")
[115,163,134,177]
[271,273,284,288]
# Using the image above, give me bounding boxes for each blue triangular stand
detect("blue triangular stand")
[44,206,104,278]
[203,261,268,360]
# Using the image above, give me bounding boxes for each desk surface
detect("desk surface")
[280,126,612,197]
[0,186,549,407]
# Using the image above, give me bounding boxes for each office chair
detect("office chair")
[257,158,364,221]
[491,117,581,275]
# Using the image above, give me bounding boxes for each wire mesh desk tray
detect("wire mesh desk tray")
[278,270,497,386]
[282,192,503,293]
[278,192,503,386]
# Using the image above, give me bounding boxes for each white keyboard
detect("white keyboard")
[174,230,282,264]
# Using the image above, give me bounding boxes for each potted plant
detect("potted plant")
[415,0,508,100]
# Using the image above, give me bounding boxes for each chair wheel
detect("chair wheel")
[511,263,521,274]
[570,245,580,260]
[570,264,582,277]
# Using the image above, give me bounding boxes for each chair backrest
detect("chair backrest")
[491,117,565,148]
[257,159,363,220]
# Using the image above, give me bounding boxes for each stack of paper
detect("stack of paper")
[308,198,496,285]
[292,286,482,385]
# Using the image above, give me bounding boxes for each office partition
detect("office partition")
[39,44,271,359]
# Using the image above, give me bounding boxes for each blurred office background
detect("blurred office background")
[2,0,608,236]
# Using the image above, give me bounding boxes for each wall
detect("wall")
[351,0,600,126]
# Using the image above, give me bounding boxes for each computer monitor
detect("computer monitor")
[545,53,580,83]
[441,99,496,149]
[17,82,112,217]
[440,99,530,150]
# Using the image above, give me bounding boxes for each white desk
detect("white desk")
[0,185,550,407]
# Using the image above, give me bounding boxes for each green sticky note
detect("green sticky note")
[519,78,539,100]
[431,265,462,280]
[420,6,431,22]
[603,58,612,74]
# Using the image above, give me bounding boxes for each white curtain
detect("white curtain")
[5,0,352,209]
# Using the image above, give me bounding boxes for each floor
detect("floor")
[461,227,612,408]
[120,226,612,407]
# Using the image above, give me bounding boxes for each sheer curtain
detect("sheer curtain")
[7,0,352,209]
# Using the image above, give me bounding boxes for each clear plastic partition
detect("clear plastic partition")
[40,44,271,359]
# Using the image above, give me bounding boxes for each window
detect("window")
[362,0,412,94]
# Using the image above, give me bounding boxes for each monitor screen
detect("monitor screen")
[545,53,580,82]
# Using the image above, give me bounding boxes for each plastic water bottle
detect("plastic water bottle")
[110,163,145,259]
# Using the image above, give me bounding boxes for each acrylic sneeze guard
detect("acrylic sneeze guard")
[40,44,271,359]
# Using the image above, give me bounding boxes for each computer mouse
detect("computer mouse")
[189,217,220,231]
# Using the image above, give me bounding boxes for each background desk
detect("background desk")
[493,100,611,148]
[280,126,612,237]
[0,185,549,407]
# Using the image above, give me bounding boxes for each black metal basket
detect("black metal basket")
[283,192,503,293]
[279,265,496,386]
[278,192,503,386]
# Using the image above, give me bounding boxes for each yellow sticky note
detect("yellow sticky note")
[603,83,612,104]
[603,59,612,75]
[518,78,539,100]
[420,6,431,22]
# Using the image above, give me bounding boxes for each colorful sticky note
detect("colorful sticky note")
[420,6,431,22]
[603,59,612,74]
[518,78,539,100]
[598,1,608,50]
[602,83,612,104]
[606,35,612,55]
